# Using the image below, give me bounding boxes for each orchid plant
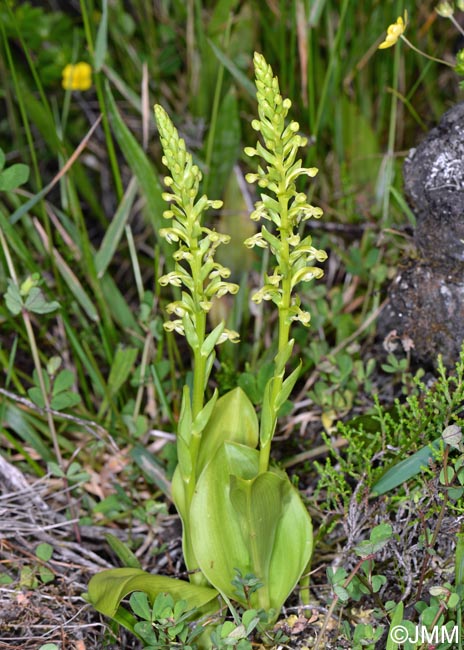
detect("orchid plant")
[87,52,327,645]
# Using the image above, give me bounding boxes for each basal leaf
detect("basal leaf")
[87,567,219,617]
[265,470,312,614]
[196,387,259,475]
[190,442,312,614]
[190,443,258,606]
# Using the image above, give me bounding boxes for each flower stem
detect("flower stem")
[400,35,454,68]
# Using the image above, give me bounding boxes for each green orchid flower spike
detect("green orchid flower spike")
[244,52,327,473]
[87,52,327,646]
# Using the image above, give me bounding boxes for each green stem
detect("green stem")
[259,187,292,475]
[277,192,292,354]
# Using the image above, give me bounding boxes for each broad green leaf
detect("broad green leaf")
[196,387,259,475]
[94,0,108,71]
[229,471,285,608]
[95,178,138,277]
[190,443,258,606]
[107,346,138,396]
[0,163,30,191]
[371,438,441,496]
[105,83,167,246]
[190,442,312,613]
[87,567,219,617]
[105,533,141,569]
[0,148,5,171]
[265,468,312,613]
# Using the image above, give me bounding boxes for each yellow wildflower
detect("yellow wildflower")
[378,11,408,49]
[62,62,92,91]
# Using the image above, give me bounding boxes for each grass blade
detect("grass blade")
[95,177,138,278]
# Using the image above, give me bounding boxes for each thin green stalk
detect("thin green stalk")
[400,34,454,68]
[277,194,292,355]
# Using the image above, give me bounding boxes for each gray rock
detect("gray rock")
[381,263,464,368]
[404,102,464,268]
[379,103,464,367]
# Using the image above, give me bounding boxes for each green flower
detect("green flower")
[245,52,327,329]
[154,105,239,341]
